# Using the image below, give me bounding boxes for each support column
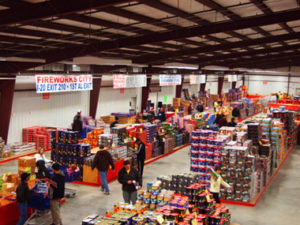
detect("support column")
[141,76,152,112]
[176,75,184,98]
[242,75,245,86]
[0,78,16,143]
[200,75,207,94]
[89,75,102,119]
[232,81,237,89]
[218,75,224,97]
[287,65,291,95]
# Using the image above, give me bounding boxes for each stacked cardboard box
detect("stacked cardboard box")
[247,123,261,145]
[82,128,104,149]
[144,124,158,143]
[98,134,118,147]
[23,126,51,150]
[18,156,36,175]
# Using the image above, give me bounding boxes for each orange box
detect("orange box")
[83,165,99,184]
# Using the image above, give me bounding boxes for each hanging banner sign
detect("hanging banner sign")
[227,74,237,82]
[159,75,182,86]
[35,75,93,93]
[190,74,206,84]
[113,74,146,88]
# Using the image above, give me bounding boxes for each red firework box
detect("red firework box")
[23,126,51,150]
[136,130,147,144]
[145,143,153,160]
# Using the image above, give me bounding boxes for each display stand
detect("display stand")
[221,144,296,207]
[0,149,51,164]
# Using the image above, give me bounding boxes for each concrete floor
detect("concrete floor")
[1,146,300,225]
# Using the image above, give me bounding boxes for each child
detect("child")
[210,166,231,204]
[16,173,32,225]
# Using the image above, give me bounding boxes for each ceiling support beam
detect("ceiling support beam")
[133,32,300,64]
[0,0,140,28]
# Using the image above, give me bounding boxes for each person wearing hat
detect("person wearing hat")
[72,110,83,134]
[16,172,32,225]
[135,138,146,177]
[92,145,115,195]
[50,163,65,225]
[118,160,142,204]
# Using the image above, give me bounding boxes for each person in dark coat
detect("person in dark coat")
[92,145,115,195]
[110,116,119,128]
[232,106,241,118]
[72,110,83,133]
[135,138,146,177]
[158,107,166,122]
[188,103,192,115]
[118,160,142,204]
[16,173,32,225]
[228,118,237,127]
[50,163,65,225]
[217,114,228,128]
[36,160,50,179]
[196,102,204,113]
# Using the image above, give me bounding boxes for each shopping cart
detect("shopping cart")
[25,181,50,225]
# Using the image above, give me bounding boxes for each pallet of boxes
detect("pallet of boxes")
[18,156,36,177]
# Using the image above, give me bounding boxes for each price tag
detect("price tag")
[163,138,166,142]
[112,143,115,148]
[140,128,143,133]
[157,215,164,224]
[154,137,157,141]
[205,190,211,202]
[133,137,136,141]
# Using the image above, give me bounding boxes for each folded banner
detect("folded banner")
[159,75,182,86]
[190,75,206,84]
[113,74,146,88]
[35,75,93,93]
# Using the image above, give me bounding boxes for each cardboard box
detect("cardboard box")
[2,151,11,158]
[18,156,36,168]
[18,166,35,175]
[83,165,99,184]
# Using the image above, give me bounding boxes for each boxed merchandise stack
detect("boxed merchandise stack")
[152,140,161,158]
[18,156,36,175]
[175,133,183,147]
[260,118,272,141]
[111,127,127,145]
[220,146,254,202]
[190,130,226,188]
[23,126,51,150]
[255,156,271,187]
[144,124,158,143]
[247,123,261,146]
[109,146,127,160]
[10,143,36,154]
[101,115,115,124]
[164,136,175,154]
[98,134,118,147]
[83,128,104,149]
[51,130,91,178]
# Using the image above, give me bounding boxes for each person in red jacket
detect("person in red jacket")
[92,145,115,195]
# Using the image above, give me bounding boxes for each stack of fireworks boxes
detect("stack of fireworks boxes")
[220,134,255,203]
[51,130,91,177]
[190,130,225,188]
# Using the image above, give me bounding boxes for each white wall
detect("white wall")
[96,87,142,117]
[149,86,176,107]
[8,91,90,144]
[246,75,289,95]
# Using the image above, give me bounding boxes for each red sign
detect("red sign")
[263,81,268,85]
[120,88,125,94]
[189,84,191,88]
[209,82,212,86]
[42,93,50,99]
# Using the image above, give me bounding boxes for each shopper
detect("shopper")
[91,145,115,195]
[232,105,241,118]
[110,116,119,128]
[50,163,65,225]
[36,160,50,179]
[209,166,231,204]
[34,147,50,163]
[217,114,228,128]
[135,138,146,177]
[72,110,83,133]
[228,118,237,127]
[158,107,166,122]
[16,173,32,225]
[118,160,142,204]
[196,102,204,113]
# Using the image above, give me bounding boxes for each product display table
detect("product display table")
[0,200,20,225]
